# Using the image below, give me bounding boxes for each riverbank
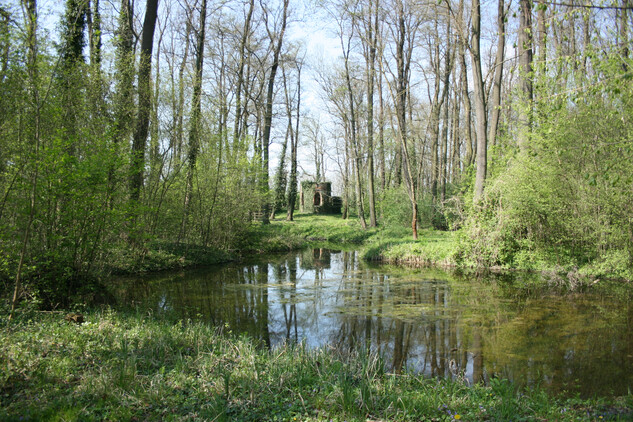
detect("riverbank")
[2,307,631,421]
[255,214,633,287]
[104,212,633,297]
[4,213,623,310]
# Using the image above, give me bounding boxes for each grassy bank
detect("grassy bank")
[252,214,632,285]
[104,214,379,275]
[2,307,631,421]
[5,213,624,311]
[244,213,379,252]
[101,212,632,291]
[245,214,457,265]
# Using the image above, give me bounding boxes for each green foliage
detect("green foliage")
[458,52,633,280]
[378,187,412,228]
[0,10,263,311]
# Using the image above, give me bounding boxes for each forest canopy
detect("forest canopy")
[1,0,632,310]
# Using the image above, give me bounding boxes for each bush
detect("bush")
[458,56,633,278]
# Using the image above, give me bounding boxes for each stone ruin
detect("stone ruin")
[299,182,342,214]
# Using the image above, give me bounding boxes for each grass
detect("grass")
[362,229,458,267]
[245,213,458,268]
[241,213,379,253]
[2,306,631,421]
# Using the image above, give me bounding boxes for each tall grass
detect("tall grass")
[2,307,631,421]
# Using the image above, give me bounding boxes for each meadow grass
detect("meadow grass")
[244,213,379,252]
[2,307,631,421]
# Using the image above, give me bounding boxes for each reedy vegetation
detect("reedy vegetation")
[0,0,632,310]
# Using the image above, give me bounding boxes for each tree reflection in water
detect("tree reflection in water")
[110,249,633,397]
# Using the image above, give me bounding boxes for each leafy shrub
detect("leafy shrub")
[458,56,633,278]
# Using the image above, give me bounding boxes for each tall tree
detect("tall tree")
[87,0,102,68]
[340,6,367,230]
[129,0,159,217]
[390,0,420,239]
[10,0,39,320]
[488,0,506,148]
[233,0,255,150]
[180,0,207,243]
[260,0,289,224]
[471,0,488,201]
[517,0,533,151]
[286,58,302,221]
[427,9,452,208]
[110,0,134,204]
[58,0,88,154]
[361,0,379,227]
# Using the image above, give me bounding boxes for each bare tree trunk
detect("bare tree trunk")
[430,41,442,205]
[450,77,461,183]
[471,0,488,202]
[364,0,379,227]
[378,62,386,191]
[517,0,533,152]
[342,15,367,229]
[179,0,207,243]
[286,62,301,221]
[129,0,159,224]
[233,0,254,149]
[440,47,452,202]
[394,0,418,239]
[149,20,164,191]
[488,0,506,148]
[430,16,452,207]
[457,0,474,168]
[261,0,289,225]
[272,66,292,221]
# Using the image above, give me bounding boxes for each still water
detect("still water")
[111,248,633,397]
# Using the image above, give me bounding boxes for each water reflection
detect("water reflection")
[110,249,633,397]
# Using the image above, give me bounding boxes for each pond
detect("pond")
[110,248,633,397]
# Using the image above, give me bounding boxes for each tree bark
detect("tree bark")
[488,0,506,148]
[233,0,254,151]
[129,0,159,208]
[471,0,488,202]
[261,0,289,225]
[286,62,301,221]
[363,0,379,227]
[179,0,207,243]
[394,0,418,239]
[457,0,474,168]
[341,13,367,229]
[517,0,533,152]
